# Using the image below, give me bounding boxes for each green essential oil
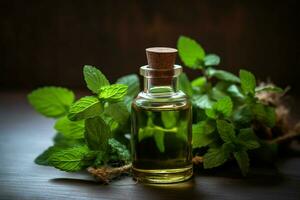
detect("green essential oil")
[131,47,193,183]
[131,104,192,183]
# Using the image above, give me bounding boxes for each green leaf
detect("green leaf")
[68,96,103,121]
[178,73,193,97]
[93,151,108,166]
[237,128,260,150]
[108,138,130,162]
[103,102,130,126]
[28,87,74,118]
[210,86,227,101]
[234,150,249,176]
[193,94,214,109]
[203,146,230,169]
[255,86,283,93]
[206,68,240,83]
[252,103,276,127]
[98,84,128,102]
[48,145,91,172]
[83,65,110,94]
[193,121,215,135]
[205,96,233,119]
[215,96,233,117]
[177,36,205,69]
[53,133,85,148]
[239,69,256,95]
[154,130,165,153]
[85,116,112,151]
[227,85,244,99]
[204,54,220,66]
[116,74,140,98]
[161,111,178,129]
[34,146,64,166]
[54,116,84,139]
[216,120,235,143]
[192,121,216,148]
[233,105,253,126]
[101,115,119,132]
[123,95,134,112]
[191,77,207,87]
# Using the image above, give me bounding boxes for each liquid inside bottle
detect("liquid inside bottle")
[131,47,193,183]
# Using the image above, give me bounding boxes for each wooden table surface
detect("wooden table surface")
[0,92,300,200]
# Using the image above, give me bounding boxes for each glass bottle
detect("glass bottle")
[131,47,193,183]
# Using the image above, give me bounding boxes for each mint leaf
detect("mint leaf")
[48,145,91,172]
[193,121,215,135]
[237,128,260,150]
[233,150,249,176]
[101,115,119,132]
[193,94,215,109]
[53,133,85,148]
[192,121,216,148]
[108,138,130,162]
[68,96,103,121]
[93,150,109,166]
[203,146,230,169]
[216,120,235,143]
[83,65,110,94]
[34,146,64,166]
[206,68,240,83]
[210,86,227,101]
[205,96,233,119]
[191,77,207,87]
[154,130,165,153]
[178,73,193,96]
[98,84,128,102]
[240,69,256,95]
[204,54,220,66]
[233,106,253,126]
[252,103,276,127]
[214,96,233,117]
[177,36,205,68]
[161,111,178,129]
[54,116,85,139]
[28,87,74,118]
[103,102,130,126]
[227,84,244,99]
[116,74,140,98]
[255,86,283,93]
[123,95,134,112]
[85,116,112,151]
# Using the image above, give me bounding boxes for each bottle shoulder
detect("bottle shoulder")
[132,91,191,111]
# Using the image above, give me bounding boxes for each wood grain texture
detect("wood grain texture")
[0,1,299,97]
[0,92,300,200]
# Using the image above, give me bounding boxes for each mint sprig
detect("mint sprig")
[28,66,134,172]
[68,96,103,121]
[28,86,74,118]
[28,36,286,178]
[83,65,110,94]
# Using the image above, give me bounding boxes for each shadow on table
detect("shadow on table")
[135,178,204,199]
[195,161,285,188]
[49,162,289,200]
[50,175,204,199]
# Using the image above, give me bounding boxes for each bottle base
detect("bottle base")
[132,165,193,184]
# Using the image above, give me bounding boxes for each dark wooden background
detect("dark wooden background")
[0,0,299,96]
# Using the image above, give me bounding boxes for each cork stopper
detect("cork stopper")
[146,47,177,69]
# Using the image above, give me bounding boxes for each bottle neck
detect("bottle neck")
[143,76,179,94]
